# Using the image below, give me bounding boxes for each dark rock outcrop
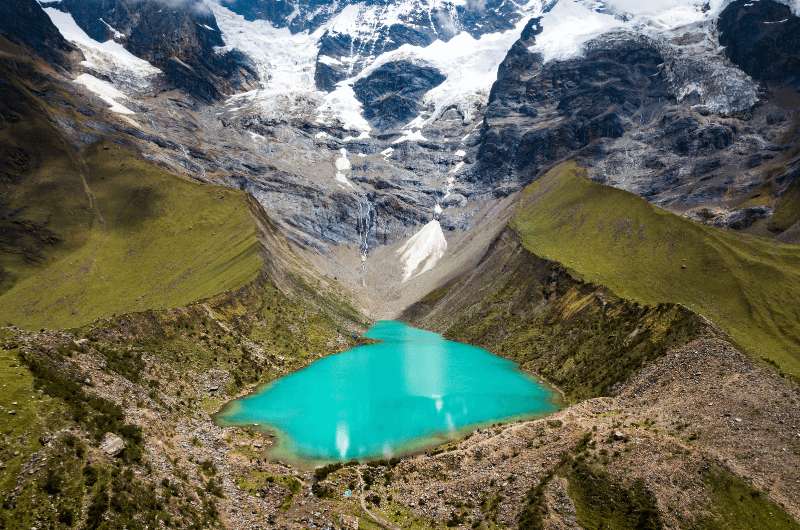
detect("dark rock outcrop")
[353,61,445,130]
[469,9,799,220]
[58,0,259,101]
[478,23,670,184]
[718,0,800,88]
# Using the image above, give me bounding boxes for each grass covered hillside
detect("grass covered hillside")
[403,228,705,402]
[0,50,368,527]
[0,141,262,330]
[0,68,261,329]
[512,162,800,377]
[0,262,366,528]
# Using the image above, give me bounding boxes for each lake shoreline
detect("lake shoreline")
[216,320,561,465]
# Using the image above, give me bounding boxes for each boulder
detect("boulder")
[100,432,126,457]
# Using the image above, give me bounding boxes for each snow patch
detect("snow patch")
[317,84,372,132]
[335,148,352,171]
[74,73,135,115]
[530,0,800,66]
[326,1,419,39]
[611,0,800,20]
[99,18,124,40]
[44,7,159,89]
[601,0,707,28]
[318,54,342,66]
[392,129,428,144]
[343,131,371,142]
[397,220,448,281]
[334,148,355,188]
[530,0,623,63]
[210,1,322,120]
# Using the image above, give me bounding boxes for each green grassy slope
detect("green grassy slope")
[0,142,262,329]
[512,162,800,377]
[0,66,93,292]
[518,444,800,530]
[403,229,704,402]
[0,261,366,528]
[0,57,262,330]
[769,178,800,234]
[697,465,800,530]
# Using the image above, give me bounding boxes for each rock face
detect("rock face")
[477,22,668,185]
[353,61,446,130]
[719,0,800,88]
[57,0,259,101]
[687,205,773,230]
[472,9,799,212]
[0,0,75,66]
[226,133,447,253]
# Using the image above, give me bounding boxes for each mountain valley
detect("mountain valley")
[1,0,800,528]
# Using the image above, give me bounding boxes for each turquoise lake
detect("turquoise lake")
[219,320,558,462]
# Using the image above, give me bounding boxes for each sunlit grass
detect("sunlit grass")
[512,162,800,377]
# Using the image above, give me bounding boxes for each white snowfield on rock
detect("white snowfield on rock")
[397,220,448,282]
[44,0,800,137]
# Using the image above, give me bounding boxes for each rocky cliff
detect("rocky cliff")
[474,0,800,233]
[53,0,259,101]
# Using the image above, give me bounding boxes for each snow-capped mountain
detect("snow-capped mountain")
[206,0,554,139]
[37,0,799,137]
[6,0,800,288]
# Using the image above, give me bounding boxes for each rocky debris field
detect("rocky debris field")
[8,315,797,530]
[346,336,800,528]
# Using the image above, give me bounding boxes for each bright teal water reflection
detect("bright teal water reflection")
[219,320,557,461]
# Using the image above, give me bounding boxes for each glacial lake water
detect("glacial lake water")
[218,320,558,462]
